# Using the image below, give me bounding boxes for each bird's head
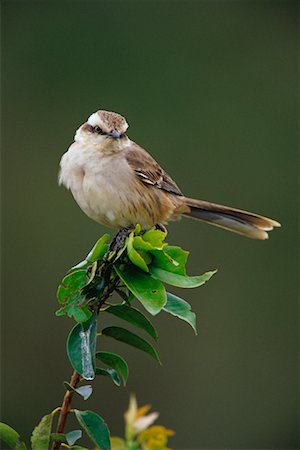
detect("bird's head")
[75,110,129,150]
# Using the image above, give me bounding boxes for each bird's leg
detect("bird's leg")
[155,223,168,235]
[108,226,132,255]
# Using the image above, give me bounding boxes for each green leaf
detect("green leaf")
[142,229,167,248]
[31,414,53,450]
[95,351,129,386]
[86,234,110,262]
[51,433,67,444]
[101,326,160,364]
[56,304,92,323]
[114,265,166,316]
[127,233,149,273]
[132,236,159,253]
[75,410,110,450]
[65,430,82,446]
[132,243,152,265]
[104,304,158,340]
[57,270,88,304]
[163,292,197,334]
[0,423,27,450]
[67,312,97,380]
[56,270,91,322]
[95,367,121,386]
[151,246,189,275]
[70,260,90,271]
[149,267,217,288]
[64,382,93,400]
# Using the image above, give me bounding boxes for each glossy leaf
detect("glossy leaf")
[127,233,149,273]
[101,326,160,364]
[31,414,53,450]
[75,410,110,450]
[132,241,153,265]
[95,367,121,386]
[51,433,67,444]
[57,270,87,304]
[64,382,93,400]
[65,430,82,446]
[67,312,97,380]
[142,229,167,248]
[132,236,154,251]
[56,304,92,323]
[56,270,91,322]
[149,267,217,288]
[163,292,197,334]
[95,351,129,386]
[104,304,158,340]
[0,423,27,450]
[114,265,166,315]
[151,246,188,275]
[86,234,110,262]
[70,260,90,271]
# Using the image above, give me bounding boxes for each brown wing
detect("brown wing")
[124,142,183,196]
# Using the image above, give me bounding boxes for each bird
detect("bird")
[59,110,280,240]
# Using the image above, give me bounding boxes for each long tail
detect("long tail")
[180,197,281,240]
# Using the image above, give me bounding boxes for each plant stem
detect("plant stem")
[52,370,80,450]
[52,256,119,449]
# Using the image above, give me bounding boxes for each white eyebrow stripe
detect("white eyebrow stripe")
[87,113,100,127]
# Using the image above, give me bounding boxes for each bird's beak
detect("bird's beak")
[107,130,121,138]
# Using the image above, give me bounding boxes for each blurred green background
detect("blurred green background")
[2,1,298,448]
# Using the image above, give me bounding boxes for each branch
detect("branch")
[52,263,118,450]
[52,370,80,450]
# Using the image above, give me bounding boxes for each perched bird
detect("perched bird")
[59,110,280,239]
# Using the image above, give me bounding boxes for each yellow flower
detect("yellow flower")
[124,395,159,440]
[137,425,175,450]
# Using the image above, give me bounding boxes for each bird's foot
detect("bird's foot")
[105,227,132,260]
[155,223,168,235]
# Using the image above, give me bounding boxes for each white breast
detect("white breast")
[59,142,135,228]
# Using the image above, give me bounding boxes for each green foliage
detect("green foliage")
[163,292,197,334]
[67,312,97,380]
[149,266,217,288]
[0,423,27,450]
[101,326,161,364]
[56,270,91,322]
[115,265,167,315]
[52,226,215,448]
[96,351,129,386]
[1,226,216,450]
[104,304,158,340]
[75,410,110,450]
[56,226,216,379]
[31,413,54,450]
[95,366,122,386]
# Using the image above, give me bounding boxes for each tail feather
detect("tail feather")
[181,197,280,240]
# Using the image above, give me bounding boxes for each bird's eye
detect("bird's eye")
[94,125,104,134]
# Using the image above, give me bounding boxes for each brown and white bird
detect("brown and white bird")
[59,110,280,239]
